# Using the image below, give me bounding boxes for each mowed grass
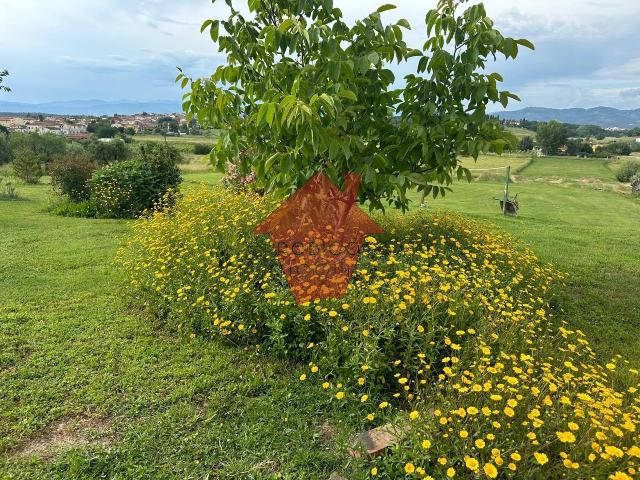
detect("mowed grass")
[0,183,353,479]
[459,153,531,173]
[519,155,617,182]
[1,153,640,477]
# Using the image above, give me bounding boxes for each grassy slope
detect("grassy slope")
[0,184,352,479]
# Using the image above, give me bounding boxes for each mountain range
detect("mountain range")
[495,107,640,129]
[0,99,182,116]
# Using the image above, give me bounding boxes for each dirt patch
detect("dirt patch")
[13,415,114,460]
[319,421,335,445]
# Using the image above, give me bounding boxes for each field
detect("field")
[1,154,639,477]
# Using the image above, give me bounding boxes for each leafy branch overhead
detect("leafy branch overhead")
[0,70,10,93]
[178,0,533,211]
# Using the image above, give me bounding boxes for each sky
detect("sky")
[1,0,640,110]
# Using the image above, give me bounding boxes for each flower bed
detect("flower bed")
[119,186,639,479]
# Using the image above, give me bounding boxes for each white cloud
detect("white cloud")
[1,0,639,108]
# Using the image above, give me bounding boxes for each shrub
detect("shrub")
[192,143,212,155]
[0,133,12,165]
[49,154,97,201]
[0,176,18,200]
[88,139,130,165]
[616,160,640,182]
[119,186,640,480]
[50,198,100,218]
[12,146,42,183]
[89,143,181,218]
[9,132,67,164]
[632,174,640,196]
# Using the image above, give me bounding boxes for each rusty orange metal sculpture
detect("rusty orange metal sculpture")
[255,172,384,304]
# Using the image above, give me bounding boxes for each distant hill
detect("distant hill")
[496,107,640,129]
[0,99,182,116]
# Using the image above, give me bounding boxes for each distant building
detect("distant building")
[635,138,640,143]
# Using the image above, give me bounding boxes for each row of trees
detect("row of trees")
[521,120,638,156]
[0,132,131,167]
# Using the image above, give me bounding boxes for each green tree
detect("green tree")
[88,139,130,165]
[518,136,534,151]
[13,146,43,184]
[88,121,118,139]
[180,0,533,211]
[10,133,67,164]
[0,132,12,165]
[536,121,568,156]
[0,70,10,93]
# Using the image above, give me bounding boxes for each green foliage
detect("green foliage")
[192,143,213,155]
[50,198,100,217]
[87,120,118,138]
[0,133,12,165]
[616,159,640,182]
[9,132,67,164]
[49,154,98,201]
[536,121,568,155]
[517,135,534,151]
[137,141,183,166]
[0,69,9,93]
[632,174,640,194]
[565,138,592,156]
[0,175,18,200]
[12,146,43,184]
[599,141,632,157]
[88,139,130,165]
[180,0,533,211]
[89,142,182,218]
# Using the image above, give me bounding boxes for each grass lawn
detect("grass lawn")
[1,154,640,477]
[519,156,617,182]
[459,153,530,174]
[0,182,354,479]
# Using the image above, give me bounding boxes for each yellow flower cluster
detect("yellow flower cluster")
[119,186,639,479]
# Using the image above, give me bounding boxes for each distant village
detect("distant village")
[0,112,198,139]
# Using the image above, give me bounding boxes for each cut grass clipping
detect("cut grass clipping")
[119,186,640,480]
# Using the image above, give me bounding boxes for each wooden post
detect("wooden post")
[502,165,511,215]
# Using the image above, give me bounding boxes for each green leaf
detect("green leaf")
[516,38,535,50]
[338,90,357,101]
[209,20,220,42]
[396,19,410,29]
[376,4,397,13]
[279,18,295,33]
[200,19,213,33]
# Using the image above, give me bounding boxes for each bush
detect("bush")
[50,198,100,218]
[632,174,640,196]
[89,142,181,218]
[119,186,640,480]
[49,154,97,201]
[12,146,42,183]
[616,160,640,182]
[0,175,18,200]
[88,139,130,165]
[9,132,67,164]
[0,134,12,165]
[192,143,213,155]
